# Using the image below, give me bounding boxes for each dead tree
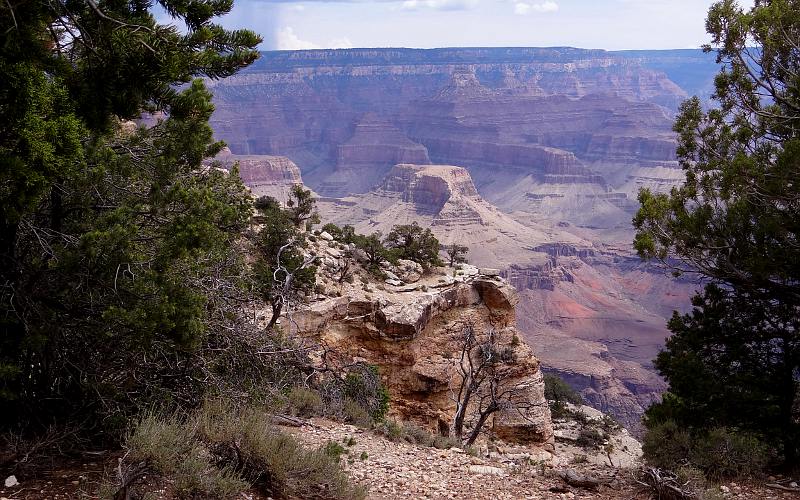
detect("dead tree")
[267,238,317,329]
[449,322,522,446]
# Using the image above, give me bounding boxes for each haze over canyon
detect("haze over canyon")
[208,46,720,432]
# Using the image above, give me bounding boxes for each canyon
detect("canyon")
[208,47,716,433]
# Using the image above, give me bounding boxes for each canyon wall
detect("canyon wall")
[210,47,716,434]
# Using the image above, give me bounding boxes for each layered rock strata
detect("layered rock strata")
[210,148,305,203]
[291,250,554,446]
[207,47,693,203]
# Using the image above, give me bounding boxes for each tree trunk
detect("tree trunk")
[464,405,497,446]
[267,301,282,330]
[452,377,475,440]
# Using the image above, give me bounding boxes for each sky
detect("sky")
[184,0,755,51]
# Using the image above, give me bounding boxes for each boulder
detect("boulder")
[395,259,424,283]
[479,268,501,277]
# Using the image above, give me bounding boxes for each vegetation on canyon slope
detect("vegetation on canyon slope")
[634,0,800,470]
[0,0,265,432]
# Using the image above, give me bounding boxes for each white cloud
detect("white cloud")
[276,27,355,50]
[514,1,558,15]
[328,36,354,48]
[514,2,530,14]
[276,26,317,50]
[401,0,478,11]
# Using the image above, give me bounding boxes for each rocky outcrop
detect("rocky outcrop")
[381,164,479,213]
[292,254,553,447]
[210,148,305,202]
[503,261,575,291]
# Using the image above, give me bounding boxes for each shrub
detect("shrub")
[384,222,442,270]
[172,453,248,499]
[642,420,693,470]
[116,402,365,500]
[343,399,372,428]
[287,387,324,417]
[323,440,347,462]
[375,420,403,442]
[126,413,196,475]
[353,232,392,270]
[575,427,606,450]
[124,413,249,499]
[690,427,771,480]
[322,223,356,243]
[197,403,365,499]
[342,365,390,422]
[543,373,583,405]
[401,422,435,446]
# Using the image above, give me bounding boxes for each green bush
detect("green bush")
[642,420,692,470]
[643,421,771,480]
[384,222,442,270]
[172,453,248,499]
[690,427,771,480]
[123,413,249,499]
[322,223,356,243]
[543,373,583,405]
[374,420,404,442]
[324,440,348,462]
[126,413,196,475]
[342,365,390,422]
[342,398,373,428]
[288,386,324,417]
[575,427,607,450]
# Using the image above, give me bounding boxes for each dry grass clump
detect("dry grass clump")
[103,400,365,499]
[373,420,461,450]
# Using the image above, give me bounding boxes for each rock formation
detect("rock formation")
[321,114,431,196]
[291,236,554,447]
[207,47,694,207]
[212,47,718,436]
[210,148,306,203]
[314,165,695,434]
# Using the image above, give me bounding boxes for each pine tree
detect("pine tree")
[0,1,260,434]
[634,0,800,464]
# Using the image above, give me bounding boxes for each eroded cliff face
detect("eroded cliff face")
[313,165,695,435]
[215,48,717,438]
[207,47,690,218]
[210,148,306,203]
[290,246,554,447]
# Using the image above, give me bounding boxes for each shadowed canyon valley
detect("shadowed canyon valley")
[208,47,719,433]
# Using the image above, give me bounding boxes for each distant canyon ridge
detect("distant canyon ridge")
[207,47,719,433]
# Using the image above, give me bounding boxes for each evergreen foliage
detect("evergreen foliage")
[445,243,469,267]
[384,222,442,270]
[543,373,583,406]
[634,0,800,465]
[0,0,260,436]
[252,190,318,329]
[353,231,393,271]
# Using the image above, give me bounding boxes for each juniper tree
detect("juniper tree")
[384,222,442,270]
[0,0,260,434]
[634,0,800,464]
